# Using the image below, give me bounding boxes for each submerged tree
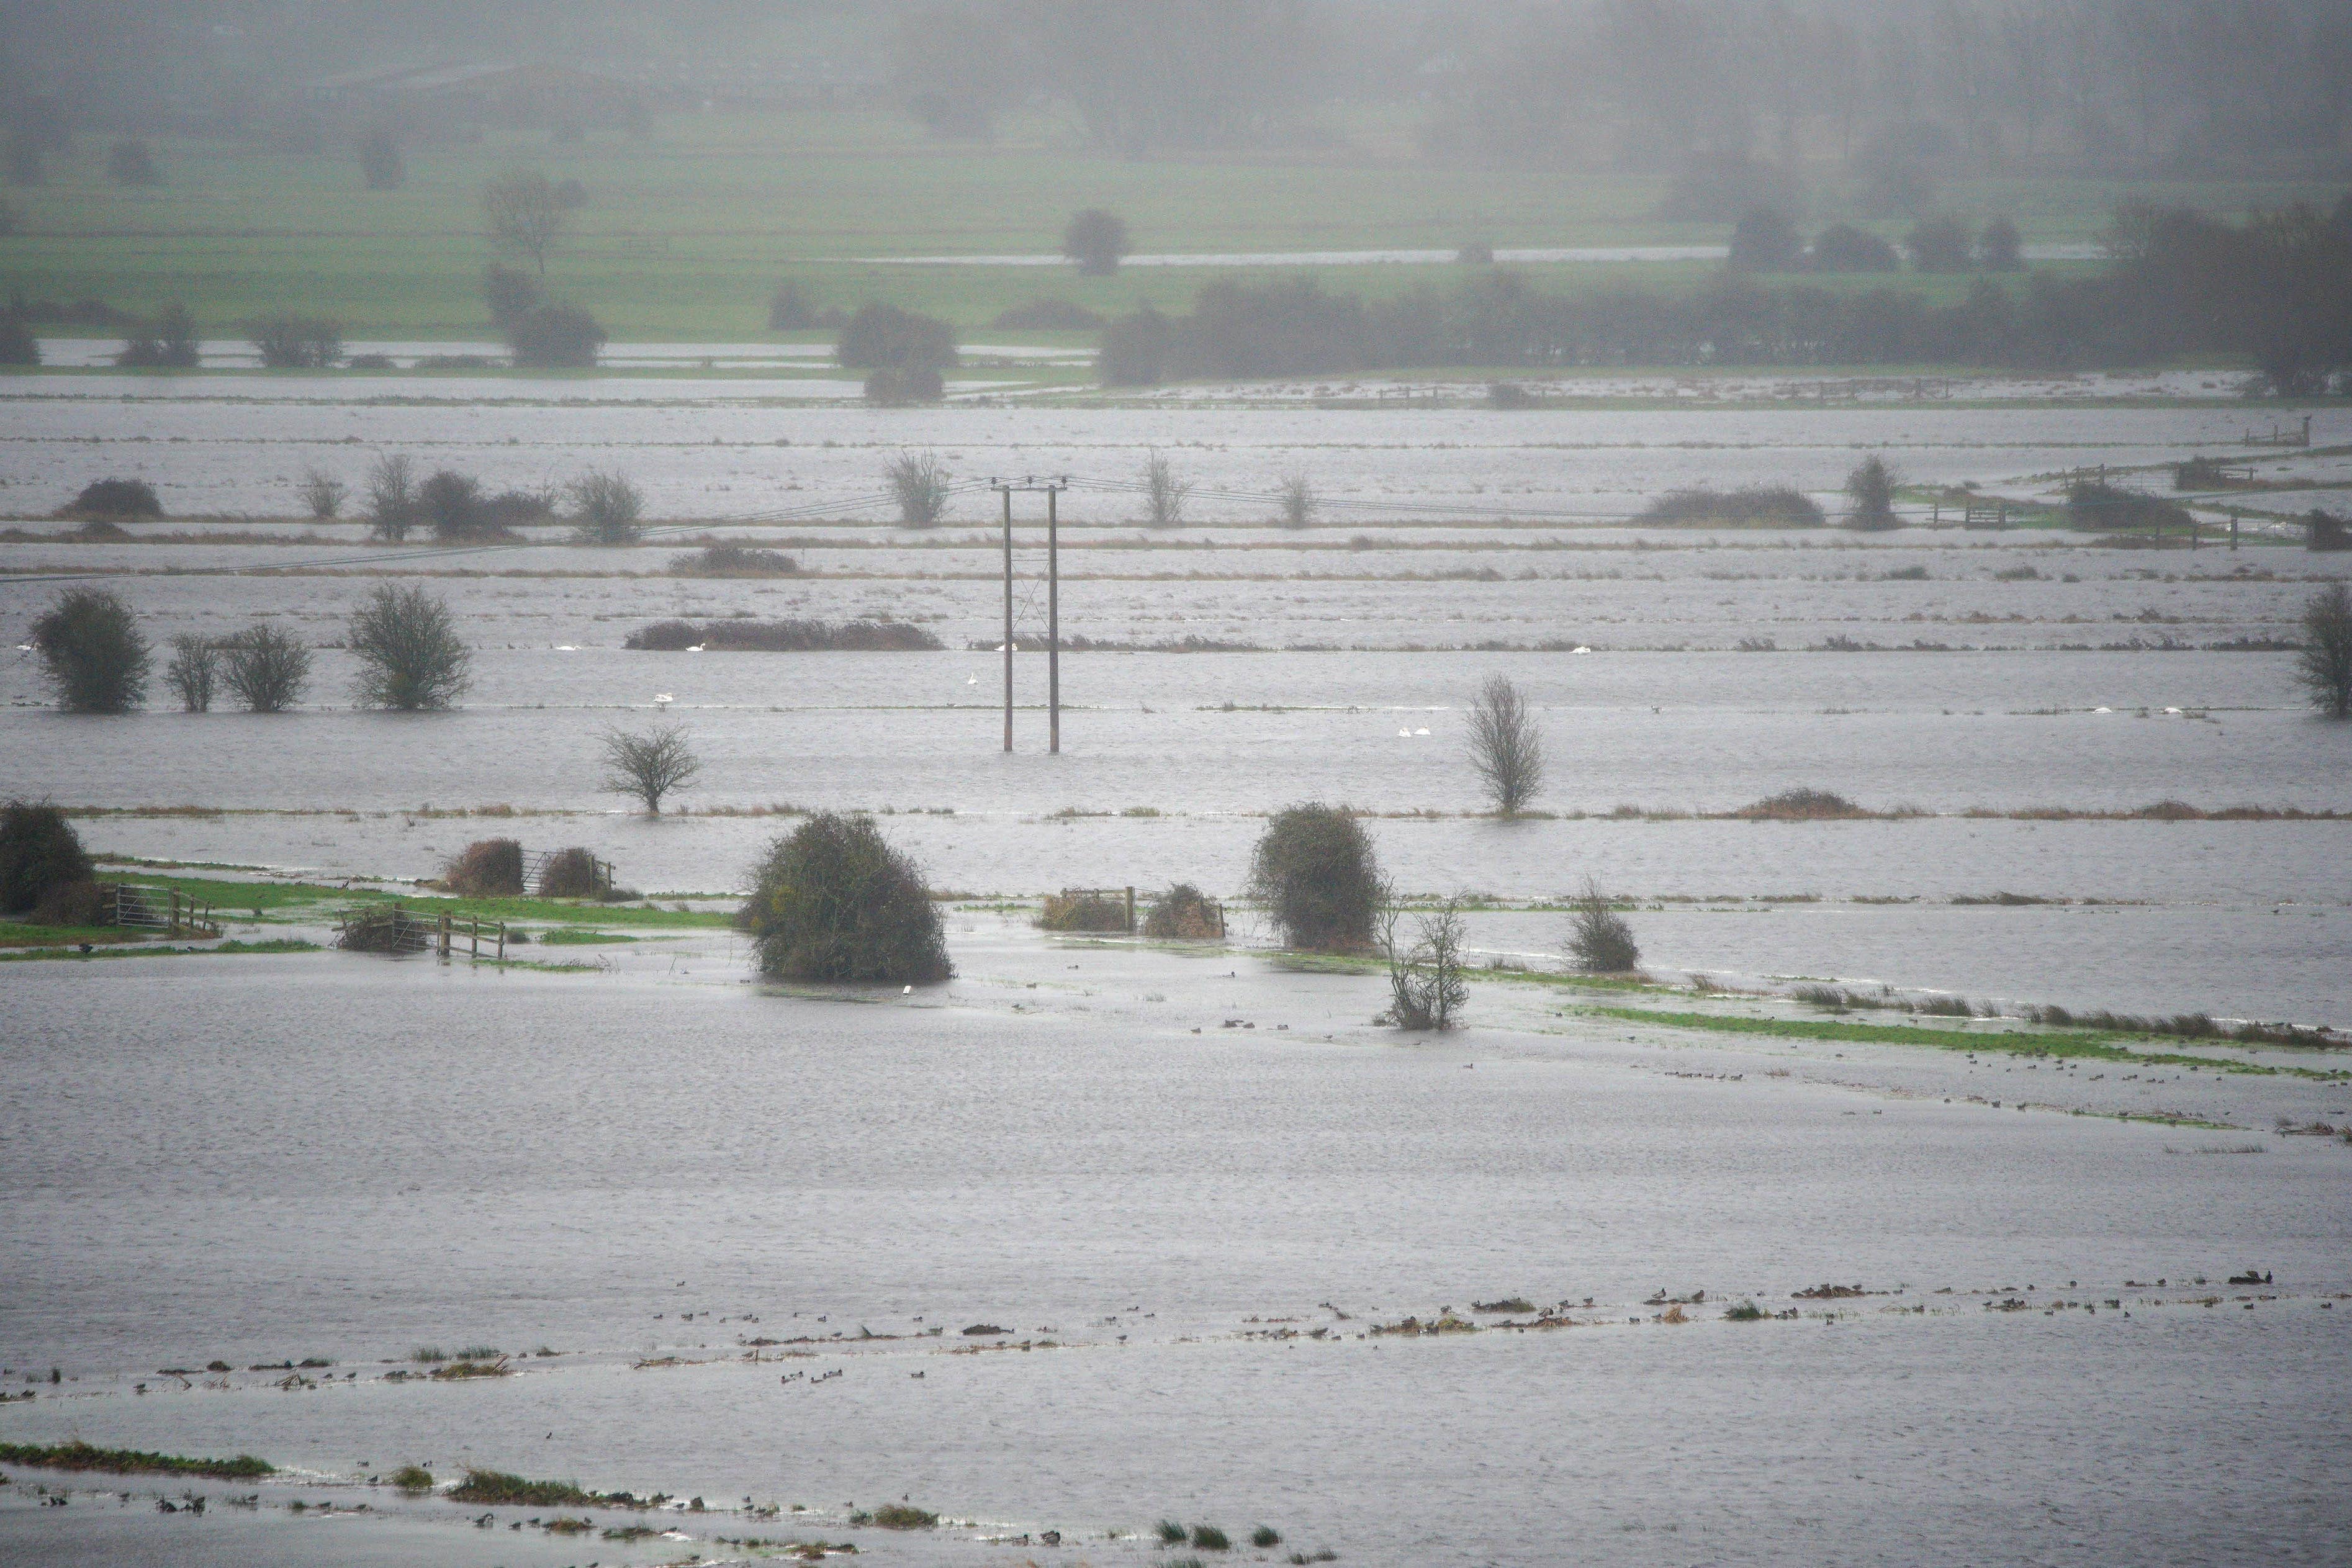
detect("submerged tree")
[32,587,148,713]
[219,624,312,713]
[567,469,642,544]
[1381,895,1468,1031]
[1249,804,1381,952]
[601,721,700,813]
[1565,877,1640,973]
[886,451,950,526]
[2298,582,2352,719]
[364,454,418,541]
[742,812,952,984]
[1844,455,1900,531]
[1467,674,1544,815]
[347,585,471,710]
[1142,450,1189,527]
[164,634,217,711]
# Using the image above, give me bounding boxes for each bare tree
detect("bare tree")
[566,469,642,544]
[2298,582,2352,719]
[299,468,346,519]
[365,453,417,542]
[1467,674,1544,814]
[887,451,950,526]
[483,169,566,276]
[1142,449,1189,527]
[1278,472,1316,529]
[219,624,312,713]
[602,722,701,813]
[1062,208,1130,276]
[1566,877,1640,973]
[1380,893,1468,1031]
[164,634,216,711]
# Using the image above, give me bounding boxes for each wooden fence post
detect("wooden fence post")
[438,913,451,958]
[497,922,506,961]
[1124,886,1136,934]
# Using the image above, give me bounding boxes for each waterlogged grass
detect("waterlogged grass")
[446,1469,637,1508]
[0,1440,272,1480]
[0,921,150,949]
[89,870,731,932]
[1582,1006,2348,1080]
[536,928,643,945]
[0,937,322,963]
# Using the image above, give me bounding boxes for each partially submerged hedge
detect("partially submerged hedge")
[0,1441,273,1480]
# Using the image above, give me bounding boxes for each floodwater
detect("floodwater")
[4,374,2350,1565]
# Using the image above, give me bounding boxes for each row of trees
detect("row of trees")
[1098,198,2352,389]
[29,585,471,714]
[1729,212,2021,275]
[352,456,641,544]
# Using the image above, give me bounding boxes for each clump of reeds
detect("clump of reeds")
[860,1502,937,1529]
[1723,1300,1767,1321]
[1191,1524,1232,1551]
[447,1470,608,1508]
[1158,1520,1189,1543]
[443,837,523,896]
[389,1464,433,1494]
[0,1441,271,1480]
[1737,788,1867,821]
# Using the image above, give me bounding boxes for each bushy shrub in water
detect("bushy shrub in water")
[1248,804,1381,952]
[32,876,107,926]
[0,801,93,915]
[668,544,798,577]
[348,585,471,711]
[741,813,952,985]
[1843,457,1899,531]
[1143,883,1222,940]
[565,470,642,544]
[247,314,343,369]
[1636,487,1823,528]
[32,587,148,712]
[1039,890,1128,932]
[536,846,603,898]
[864,364,946,404]
[444,838,524,896]
[1566,878,1639,973]
[60,478,162,519]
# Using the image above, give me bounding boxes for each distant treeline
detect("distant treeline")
[1101,199,2352,389]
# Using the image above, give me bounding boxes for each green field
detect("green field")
[2,108,2338,340]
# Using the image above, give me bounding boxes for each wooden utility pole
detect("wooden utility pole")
[989,475,1070,754]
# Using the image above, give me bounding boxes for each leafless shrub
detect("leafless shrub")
[1143,450,1191,527]
[299,468,346,519]
[887,451,950,526]
[1381,895,1468,1030]
[164,634,216,711]
[218,624,311,713]
[365,454,418,542]
[444,838,523,896]
[602,722,700,813]
[1278,472,1317,529]
[566,469,642,544]
[1566,877,1639,973]
[1467,674,1544,814]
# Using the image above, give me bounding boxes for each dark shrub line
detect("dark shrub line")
[625,618,941,652]
[0,1441,271,1480]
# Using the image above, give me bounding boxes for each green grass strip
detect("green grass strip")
[1582,1006,2348,1079]
[0,939,322,963]
[0,1440,272,1480]
[102,872,730,930]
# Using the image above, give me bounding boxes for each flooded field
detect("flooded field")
[4,377,2349,1566]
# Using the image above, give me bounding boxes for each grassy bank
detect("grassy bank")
[1582,1004,2350,1080]
[1,109,2335,338]
[0,1440,272,1480]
